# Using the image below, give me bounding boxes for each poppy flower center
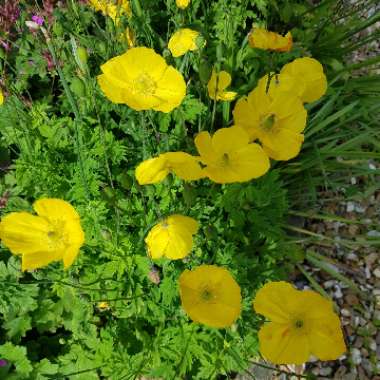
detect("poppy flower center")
[132,73,157,96]
[200,286,215,302]
[261,113,276,131]
[222,153,230,165]
[47,220,66,249]
[294,319,304,329]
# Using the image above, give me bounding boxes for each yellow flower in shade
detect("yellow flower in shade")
[207,70,237,101]
[119,27,135,48]
[97,47,186,112]
[145,214,198,260]
[233,84,307,161]
[98,301,109,310]
[253,281,346,365]
[135,152,204,185]
[0,89,3,105]
[179,265,242,328]
[0,199,84,271]
[194,126,270,184]
[248,28,292,52]
[168,28,200,58]
[280,57,328,103]
[176,0,190,9]
[89,0,131,24]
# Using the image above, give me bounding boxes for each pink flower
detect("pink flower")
[32,15,44,25]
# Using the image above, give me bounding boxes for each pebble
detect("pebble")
[360,348,369,357]
[354,336,364,348]
[365,252,378,266]
[358,366,368,379]
[334,286,343,298]
[347,252,359,261]
[368,339,377,351]
[361,358,373,376]
[355,204,366,213]
[373,268,380,278]
[367,230,380,237]
[345,293,359,305]
[341,308,351,317]
[351,348,362,365]
[334,366,347,378]
[324,280,336,288]
[319,367,332,376]
[347,202,355,212]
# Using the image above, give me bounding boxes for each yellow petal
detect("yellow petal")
[218,91,237,101]
[145,214,197,260]
[166,214,198,235]
[165,215,197,259]
[232,97,261,141]
[145,224,169,259]
[207,70,236,101]
[33,198,81,222]
[271,93,307,126]
[135,156,169,185]
[258,322,310,364]
[308,315,346,360]
[161,152,204,181]
[165,227,192,259]
[253,281,299,323]
[228,143,270,181]
[281,57,327,103]
[262,129,304,161]
[117,47,167,82]
[0,89,4,105]
[212,127,249,155]
[97,74,126,103]
[0,212,52,255]
[248,28,292,52]
[154,66,187,113]
[21,250,64,271]
[168,28,199,58]
[179,265,241,328]
[194,131,219,164]
[176,0,190,9]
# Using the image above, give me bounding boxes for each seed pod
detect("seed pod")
[70,77,86,97]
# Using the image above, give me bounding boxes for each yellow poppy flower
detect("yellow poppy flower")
[0,199,85,271]
[233,84,307,161]
[248,28,292,52]
[135,152,205,185]
[176,0,190,9]
[280,57,327,103]
[207,70,237,101]
[0,89,3,105]
[98,301,109,310]
[145,214,198,260]
[194,126,270,183]
[179,265,242,328]
[168,28,200,58]
[253,281,346,364]
[89,0,131,24]
[97,47,186,112]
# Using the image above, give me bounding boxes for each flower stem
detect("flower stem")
[41,28,90,199]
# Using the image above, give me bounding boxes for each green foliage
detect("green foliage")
[0,0,378,378]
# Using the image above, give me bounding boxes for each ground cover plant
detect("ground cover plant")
[0,0,379,379]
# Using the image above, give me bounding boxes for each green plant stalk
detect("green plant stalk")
[287,210,376,226]
[222,101,230,127]
[305,251,369,300]
[296,264,333,303]
[132,0,143,18]
[41,28,90,199]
